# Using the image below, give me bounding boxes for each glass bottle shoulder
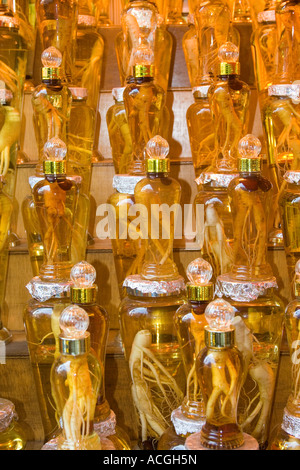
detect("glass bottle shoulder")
[208,76,250,97]
[134,174,181,195]
[33,175,79,195]
[119,294,185,314]
[228,173,273,194]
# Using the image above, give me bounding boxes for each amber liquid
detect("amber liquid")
[0,422,26,450]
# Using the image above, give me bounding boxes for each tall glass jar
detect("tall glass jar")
[106,88,133,175]
[262,84,300,247]
[193,171,237,280]
[0,399,27,450]
[157,259,215,450]
[67,87,95,196]
[123,45,166,176]
[208,42,251,172]
[108,175,144,299]
[271,264,300,450]
[0,176,13,343]
[32,138,80,283]
[31,47,72,177]
[49,305,102,450]
[35,0,78,83]
[69,261,131,449]
[72,13,104,111]
[24,277,72,441]
[186,85,215,178]
[279,170,300,282]
[118,281,186,449]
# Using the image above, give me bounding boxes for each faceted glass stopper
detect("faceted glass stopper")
[59,305,89,339]
[146,135,170,159]
[218,42,239,63]
[41,47,62,68]
[205,299,235,331]
[187,258,213,285]
[133,42,155,66]
[44,137,67,161]
[71,261,96,288]
[238,134,262,159]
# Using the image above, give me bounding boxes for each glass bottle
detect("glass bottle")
[0,399,27,450]
[32,138,80,283]
[72,13,104,111]
[108,174,144,299]
[69,261,131,449]
[49,305,102,450]
[271,262,300,450]
[134,136,182,281]
[231,0,252,22]
[263,83,300,248]
[35,0,78,83]
[118,281,186,449]
[116,0,173,94]
[67,87,95,196]
[157,258,215,450]
[106,87,133,175]
[31,47,72,177]
[275,0,300,84]
[279,168,300,282]
[0,176,13,343]
[24,278,72,441]
[123,45,166,176]
[186,85,215,178]
[194,0,232,85]
[194,299,246,450]
[216,136,285,449]
[250,7,278,113]
[208,42,251,172]
[193,170,237,280]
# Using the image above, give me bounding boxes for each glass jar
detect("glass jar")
[106,88,133,175]
[93,0,112,26]
[193,171,237,280]
[123,54,166,176]
[50,320,102,450]
[31,47,72,177]
[72,14,104,111]
[186,86,215,178]
[156,0,185,25]
[0,178,13,343]
[231,0,252,22]
[250,8,277,112]
[32,139,80,283]
[67,87,95,196]
[24,278,72,441]
[108,175,144,299]
[279,170,300,282]
[158,258,215,450]
[263,84,300,247]
[35,0,78,83]
[118,283,187,449]
[0,399,26,450]
[208,43,251,172]
[194,0,232,84]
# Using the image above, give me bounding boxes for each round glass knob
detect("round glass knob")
[186,258,213,285]
[41,47,62,68]
[59,305,89,339]
[71,261,96,288]
[205,298,235,331]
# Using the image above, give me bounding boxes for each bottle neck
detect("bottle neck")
[147,172,169,179]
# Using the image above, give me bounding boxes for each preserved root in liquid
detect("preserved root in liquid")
[106,99,133,174]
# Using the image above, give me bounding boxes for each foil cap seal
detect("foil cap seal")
[171,406,204,437]
[268,84,300,100]
[257,10,276,23]
[94,410,117,437]
[112,87,126,102]
[192,85,210,99]
[216,276,278,302]
[69,87,88,100]
[282,408,300,439]
[0,399,17,432]
[78,14,97,26]
[196,172,239,188]
[0,88,13,105]
[26,277,72,302]
[123,274,186,297]
[113,174,144,195]
[0,15,19,29]
[283,171,300,185]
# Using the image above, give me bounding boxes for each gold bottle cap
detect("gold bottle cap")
[238,157,262,173]
[219,62,240,76]
[133,64,155,78]
[187,284,214,302]
[41,67,61,82]
[70,285,98,304]
[205,327,235,348]
[59,334,90,355]
[43,160,66,175]
[146,157,170,173]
